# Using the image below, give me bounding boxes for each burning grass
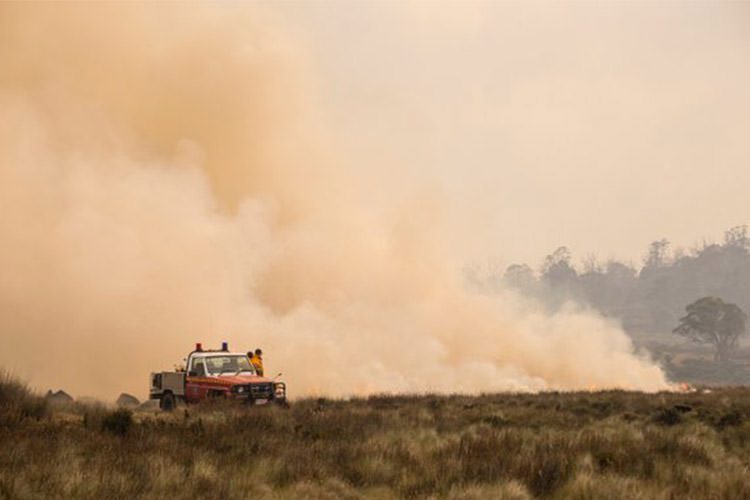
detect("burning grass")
[2,380,750,498]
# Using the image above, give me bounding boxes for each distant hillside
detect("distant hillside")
[470,225,750,384]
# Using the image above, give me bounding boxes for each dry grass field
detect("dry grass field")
[3,373,750,499]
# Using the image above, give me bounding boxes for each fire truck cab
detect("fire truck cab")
[149,343,286,410]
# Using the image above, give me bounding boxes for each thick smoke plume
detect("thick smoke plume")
[0,4,668,398]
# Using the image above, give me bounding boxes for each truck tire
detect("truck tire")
[160,391,176,411]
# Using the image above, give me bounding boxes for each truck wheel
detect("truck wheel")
[160,392,176,411]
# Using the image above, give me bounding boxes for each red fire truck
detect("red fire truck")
[149,343,286,410]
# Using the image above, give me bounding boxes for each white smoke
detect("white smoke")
[0,3,669,398]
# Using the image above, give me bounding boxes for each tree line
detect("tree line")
[472,225,750,342]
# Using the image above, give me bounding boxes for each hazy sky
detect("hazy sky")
[272,1,750,268]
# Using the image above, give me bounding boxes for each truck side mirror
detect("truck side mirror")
[188,370,198,377]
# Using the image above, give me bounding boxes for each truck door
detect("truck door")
[185,358,210,403]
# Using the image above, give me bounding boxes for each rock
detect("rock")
[136,399,159,412]
[116,393,140,408]
[45,389,74,407]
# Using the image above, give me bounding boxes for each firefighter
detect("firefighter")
[250,348,264,376]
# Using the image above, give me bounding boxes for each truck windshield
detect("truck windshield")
[204,355,255,375]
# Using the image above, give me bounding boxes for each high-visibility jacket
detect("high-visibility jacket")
[251,355,264,376]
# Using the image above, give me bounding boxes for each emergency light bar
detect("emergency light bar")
[193,342,230,353]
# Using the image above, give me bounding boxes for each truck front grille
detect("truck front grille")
[249,383,273,398]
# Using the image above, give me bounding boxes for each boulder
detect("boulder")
[45,389,74,407]
[136,399,159,412]
[116,393,140,408]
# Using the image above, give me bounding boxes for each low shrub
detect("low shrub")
[653,407,682,426]
[101,408,133,436]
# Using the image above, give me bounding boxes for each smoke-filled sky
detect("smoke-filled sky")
[279,1,750,265]
[1,1,746,398]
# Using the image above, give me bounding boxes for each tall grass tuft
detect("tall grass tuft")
[0,369,47,425]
